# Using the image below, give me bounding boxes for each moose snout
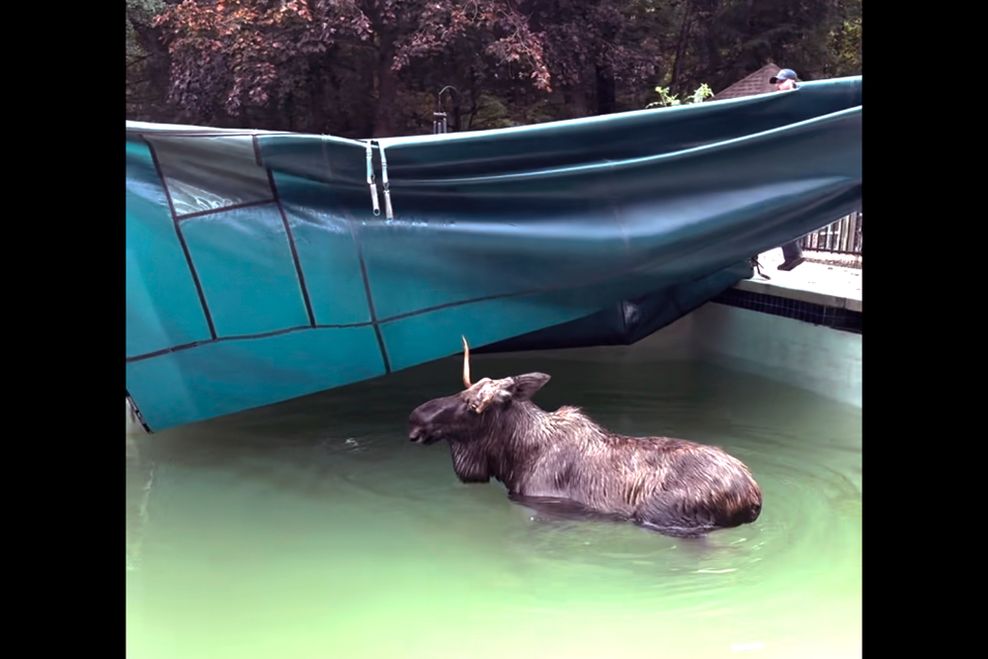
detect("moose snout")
[408,402,437,444]
[408,396,457,444]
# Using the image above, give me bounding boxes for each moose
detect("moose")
[408,338,762,537]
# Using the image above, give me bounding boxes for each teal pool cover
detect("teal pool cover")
[126,76,861,431]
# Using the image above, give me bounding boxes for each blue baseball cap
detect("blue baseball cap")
[769,69,799,84]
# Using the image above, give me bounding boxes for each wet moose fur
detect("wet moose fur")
[408,342,762,537]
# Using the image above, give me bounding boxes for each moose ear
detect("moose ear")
[508,373,551,400]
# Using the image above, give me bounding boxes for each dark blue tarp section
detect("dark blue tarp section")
[126,76,861,430]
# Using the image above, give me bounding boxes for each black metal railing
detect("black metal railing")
[800,211,862,255]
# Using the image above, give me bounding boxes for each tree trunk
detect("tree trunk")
[303,70,329,134]
[670,0,694,89]
[372,30,397,137]
[595,63,616,115]
[466,67,479,130]
[128,19,174,121]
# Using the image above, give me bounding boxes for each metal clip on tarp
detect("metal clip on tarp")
[365,142,380,216]
[378,143,394,220]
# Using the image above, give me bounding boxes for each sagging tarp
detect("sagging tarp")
[126,76,861,431]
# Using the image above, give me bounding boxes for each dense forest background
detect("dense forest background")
[126,0,861,138]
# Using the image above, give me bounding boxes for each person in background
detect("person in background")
[770,67,805,271]
[770,68,800,91]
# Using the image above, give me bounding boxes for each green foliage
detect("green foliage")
[646,82,713,108]
[125,0,861,137]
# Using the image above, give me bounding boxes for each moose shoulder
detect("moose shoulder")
[408,339,763,538]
